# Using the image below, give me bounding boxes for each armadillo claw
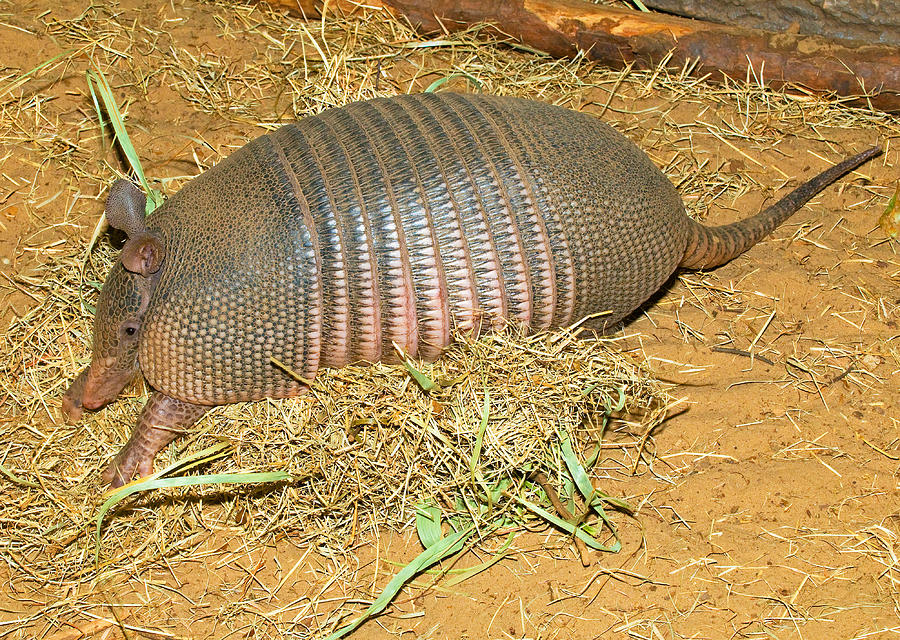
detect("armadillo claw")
[101,448,153,488]
[62,368,89,423]
[61,393,83,423]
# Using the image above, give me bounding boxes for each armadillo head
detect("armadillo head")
[62,180,165,422]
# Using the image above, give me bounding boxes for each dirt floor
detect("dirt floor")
[1,0,899,638]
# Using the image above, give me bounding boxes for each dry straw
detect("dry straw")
[2,233,672,570]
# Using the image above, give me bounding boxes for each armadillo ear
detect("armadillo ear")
[105,179,148,237]
[121,232,166,276]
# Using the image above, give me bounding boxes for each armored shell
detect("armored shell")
[137,92,686,405]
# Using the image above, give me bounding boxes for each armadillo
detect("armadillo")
[60,92,880,487]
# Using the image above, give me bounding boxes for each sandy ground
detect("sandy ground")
[1,0,898,638]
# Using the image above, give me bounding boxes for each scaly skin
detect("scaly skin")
[62,93,881,486]
[101,392,209,488]
[679,146,883,268]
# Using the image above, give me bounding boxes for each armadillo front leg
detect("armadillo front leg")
[101,392,210,488]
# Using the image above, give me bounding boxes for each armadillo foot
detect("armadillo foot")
[102,392,210,488]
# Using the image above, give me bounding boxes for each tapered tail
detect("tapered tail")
[680,146,882,269]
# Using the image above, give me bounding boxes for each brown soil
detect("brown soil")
[1,1,898,639]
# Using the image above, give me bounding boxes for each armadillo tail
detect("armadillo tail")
[679,146,882,269]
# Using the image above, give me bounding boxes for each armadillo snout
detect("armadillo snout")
[62,360,138,418]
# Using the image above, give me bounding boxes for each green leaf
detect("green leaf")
[415,503,443,549]
[402,358,439,392]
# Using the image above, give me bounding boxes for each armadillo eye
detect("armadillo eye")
[124,326,137,336]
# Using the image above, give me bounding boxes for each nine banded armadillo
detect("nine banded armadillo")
[60,92,880,487]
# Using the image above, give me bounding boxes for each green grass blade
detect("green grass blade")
[86,67,163,214]
[509,493,620,553]
[581,383,626,410]
[141,441,233,482]
[95,469,291,564]
[325,527,473,639]
[469,388,489,478]
[0,50,74,100]
[610,385,627,411]
[469,388,491,506]
[402,358,439,392]
[82,72,111,261]
[559,433,632,516]
[85,70,107,152]
[878,181,899,239]
[423,72,483,93]
[443,531,514,587]
[0,462,38,488]
[86,68,145,186]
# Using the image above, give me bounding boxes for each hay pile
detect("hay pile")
[1,231,670,582]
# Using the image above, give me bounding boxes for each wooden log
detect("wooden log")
[641,0,900,47]
[263,0,900,112]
